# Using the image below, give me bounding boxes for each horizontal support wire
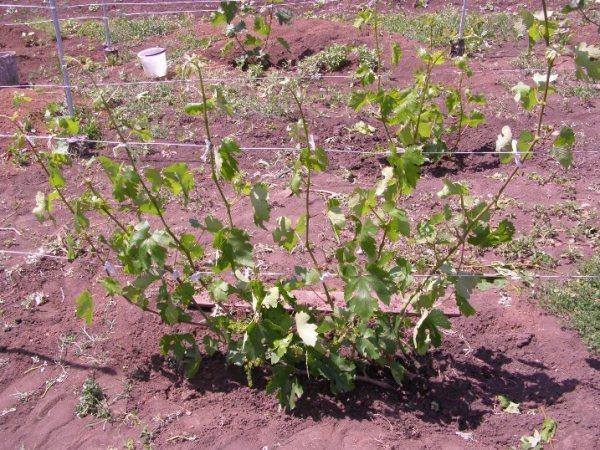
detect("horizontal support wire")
[59,0,336,8]
[0,3,50,9]
[1,0,339,25]
[1,133,598,156]
[2,11,214,26]
[0,66,551,90]
[0,74,358,90]
[1,249,598,281]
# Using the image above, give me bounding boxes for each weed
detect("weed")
[518,416,557,449]
[536,254,600,352]
[45,102,102,142]
[298,44,350,76]
[33,16,189,45]
[90,84,183,139]
[21,292,47,309]
[565,83,600,101]
[499,236,558,268]
[75,376,111,419]
[354,45,379,70]
[380,9,516,54]
[512,50,545,75]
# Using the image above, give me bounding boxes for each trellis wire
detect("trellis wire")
[60,0,337,8]
[1,249,598,282]
[1,133,599,156]
[1,11,215,26]
[0,64,557,91]
[0,4,50,9]
[1,0,338,25]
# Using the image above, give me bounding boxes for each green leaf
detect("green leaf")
[512,82,539,110]
[214,86,233,116]
[520,430,542,450]
[345,264,394,320]
[47,164,65,188]
[349,91,372,111]
[540,417,557,442]
[453,273,479,317]
[75,290,93,326]
[307,349,355,394]
[498,394,520,414]
[437,179,469,199]
[163,162,194,204]
[390,361,405,385]
[295,311,318,346]
[216,137,241,181]
[275,8,293,25]
[12,92,32,106]
[57,116,80,136]
[348,188,376,217]
[250,183,271,228]
[326,198,345,241]
[272,216,299,252]
[551,126,575,169]
[464,110,486,128]
[180,233,204,260]
[33,190,59,222]
[574,43,600,81]
[266,365,303,410]
[159,333,201,378]
[353,9,374,29]
[226,20,246,37]
[468,219,515,248]
[203,335,220,357]
[355,327,381,360]
[74,201,90,232]
[211,1,238,26]
[244,33,262,47]
[157,282,192,324]
[300,145,328,172]
[386,148,425,195]
[213,227,254,271]
[277,37,291,51]
[391,42,402,66]
[413,308,451,355]
[386,208,410,241]
[356,63,375,86]
[253,15,270,35]
[184,102,214,116]
[204,215,224,233]
[290,170,302,195]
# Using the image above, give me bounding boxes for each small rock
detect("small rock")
[516,333,534,348]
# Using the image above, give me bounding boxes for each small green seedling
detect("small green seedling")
[75,376,111,420]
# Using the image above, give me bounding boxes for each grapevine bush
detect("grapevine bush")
[5,1,599,409]
[211,0,293,71]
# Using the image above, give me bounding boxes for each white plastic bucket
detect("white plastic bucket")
[137,47,167,78]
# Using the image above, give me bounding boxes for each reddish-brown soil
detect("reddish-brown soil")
[1,2,599,449]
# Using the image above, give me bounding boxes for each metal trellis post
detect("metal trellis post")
[451,0,468,56]
[102,0,112,49]
[48,0,75,116]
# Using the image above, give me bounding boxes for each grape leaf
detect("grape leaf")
[75,290,94,325]
[295,311,318,347]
